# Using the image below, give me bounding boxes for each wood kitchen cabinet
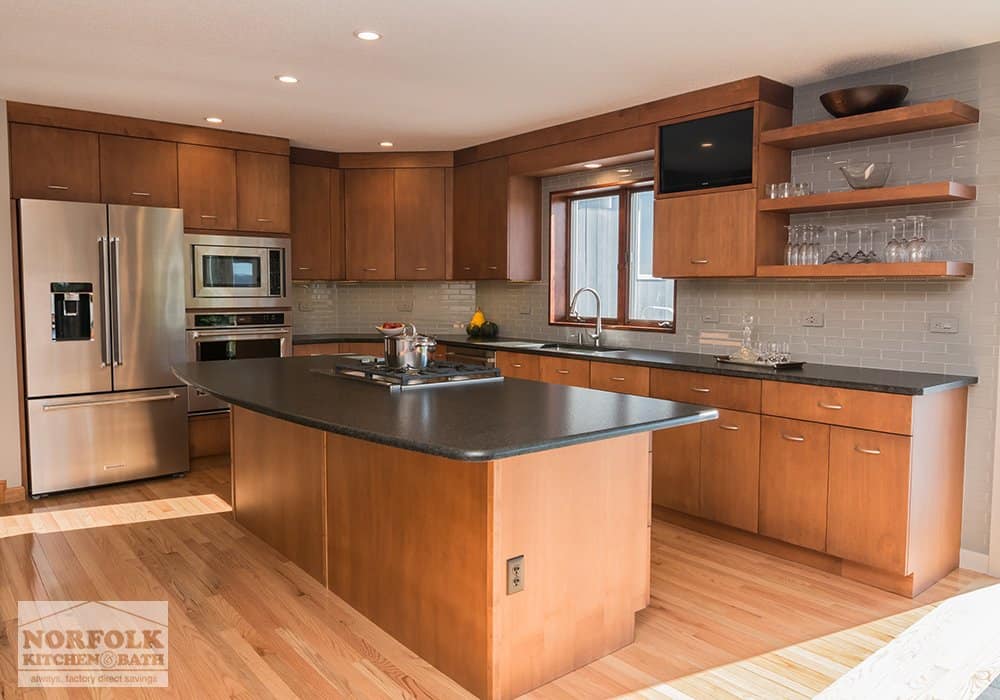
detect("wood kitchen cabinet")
[758,416,830,551]
[99,134,178,207]
[237,151,290,233]
[538,356,590,387]
[652,189,757,278]
[178,144,237,230]
[293,342,341,356]
[344,169,395,280]
[394,168,447,279]
[453,158,540,281]
[699,409,760,532]
[495,351,540,380]
[291,164,346,280]
[589,362,649,395]
[9,123,100,202]
[650,424,702,516]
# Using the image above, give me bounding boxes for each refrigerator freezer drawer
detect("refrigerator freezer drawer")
[27,388,189,496]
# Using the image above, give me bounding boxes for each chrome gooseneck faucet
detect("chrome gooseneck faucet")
[568,287,603,347]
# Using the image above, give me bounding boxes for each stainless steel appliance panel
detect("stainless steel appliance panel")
[185,233,291,309]
[444,347,496,367]
[109,205,186,391]
[20,199,112,397]
[27,388,188,496]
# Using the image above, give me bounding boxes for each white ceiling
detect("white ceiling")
[2,1,999,152]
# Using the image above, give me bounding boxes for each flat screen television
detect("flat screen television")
[657,108,754,195]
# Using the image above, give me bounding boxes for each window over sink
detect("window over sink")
[550,180,676,332]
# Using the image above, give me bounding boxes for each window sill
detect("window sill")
[549,320,675,334]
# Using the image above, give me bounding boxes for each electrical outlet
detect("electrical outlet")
[928,314,959,334]
[506,555,525,594]
[701,311,719,323]
[802,312,825,328]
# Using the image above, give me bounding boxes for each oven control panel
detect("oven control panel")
[188,312,287,329]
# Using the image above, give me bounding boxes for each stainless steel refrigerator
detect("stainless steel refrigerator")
[19,199,189,496]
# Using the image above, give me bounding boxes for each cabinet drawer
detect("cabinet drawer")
[700,410,760,533]
[650,369,760,412]
[538,356,590,387]
[827,428,911,574]
[293,343,340,356]
[590,362,649,396]
[496,352,540,381]
[759,416,830,551]
[762,381,912,435]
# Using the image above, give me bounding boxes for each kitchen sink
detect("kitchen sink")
[538,343,623,354]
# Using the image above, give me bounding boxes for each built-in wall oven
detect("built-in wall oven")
[185,233,291,309]
[185,311,291,413]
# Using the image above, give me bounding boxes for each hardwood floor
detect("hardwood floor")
[0,458,994,699]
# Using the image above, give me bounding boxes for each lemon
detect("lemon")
[470,308,486,328]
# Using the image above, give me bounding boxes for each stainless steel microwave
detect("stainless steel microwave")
[184,233,291,309]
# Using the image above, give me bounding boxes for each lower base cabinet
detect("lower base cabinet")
[651,424,701,516]
[699,409,760,532]
[758,416,830,551]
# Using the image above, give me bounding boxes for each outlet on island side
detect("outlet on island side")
[507,555,525,594]
[802,312,825,328]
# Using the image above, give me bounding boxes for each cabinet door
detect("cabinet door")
[10,124,100,201]
[496,352,539,380]
[650,424,701,515]
[340,342,384,358]
[759,416,830,551]
[394,168,446,279]
[700,410,761,532]
[538,356,590,387]
[344,169,395,280]
[329,169,346,280]
[237,152,290,233]
[99,135,178,207]
[477,157,509,279]
[290,164,332,279]
[827,428,911,573]
[453,161,482,279]
[178,144,237,230]
[652,189,755,278]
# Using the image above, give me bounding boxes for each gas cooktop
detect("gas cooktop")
[311,358,503,392]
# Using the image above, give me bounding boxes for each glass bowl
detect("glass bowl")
[839,162,891,189]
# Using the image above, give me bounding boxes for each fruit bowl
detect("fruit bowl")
[820,84,908,118]
[375,323,408,337]
[839,162,892,189]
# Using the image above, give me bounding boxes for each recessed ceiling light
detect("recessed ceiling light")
[205,116,223,124]
[379,141,394,148]
[355,30,382,41]
[583,163,602,169]
[275,75,299,84]
[617,168,633,174]
[700,142,714,148]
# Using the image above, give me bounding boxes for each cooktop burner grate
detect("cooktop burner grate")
[311,359,503,392]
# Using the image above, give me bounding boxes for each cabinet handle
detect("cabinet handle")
[781,433,805,442]
[364,268,378,272]
[855,446,882,456]
[690,258,710,265]
[47,184,70,190]
[200,214,217,219]
[720,424,740,431]
[609,377,626,382]
[297,267,311,271]
[415,266,428,271]
[462,266,472,271]
[131,191,151,197]
[556,369,570,374]
[487,265,498,270]
[691,387,711,393]
[512,363,523,368]
[818,402,843,410]
[257,218,272,223]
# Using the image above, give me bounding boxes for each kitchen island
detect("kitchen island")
[173,356,717,699]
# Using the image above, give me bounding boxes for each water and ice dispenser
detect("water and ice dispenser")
[50,282,94,341]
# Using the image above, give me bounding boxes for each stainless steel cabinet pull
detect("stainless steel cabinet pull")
[256,218,272,223]
[690,258,709,264]
[364,267,377,272]
[462,266,472,271]
[42,393,180,411]
[110,237,123,367]
[855,446,882,456]
[512,363,523,368]
[781,433,805,442]
[47,184,69,190]
[691,387,711,393]
[720,424,740,431]
[487,265,498,270]
[556,369,570,374]
[818,402,843,410]
[297,267,311,271]
[610,377,626,382]
[415,266,428,271]
[131,191,151,197]
[200,214,217,219]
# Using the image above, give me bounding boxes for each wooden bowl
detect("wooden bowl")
[820,84,909,118]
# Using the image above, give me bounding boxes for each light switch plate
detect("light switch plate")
[928,314,959,334]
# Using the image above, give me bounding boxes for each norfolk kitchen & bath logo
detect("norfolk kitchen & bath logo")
[18,601,168,688]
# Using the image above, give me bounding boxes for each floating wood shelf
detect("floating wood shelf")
[758,182,976,214]
[756,261,973,279]
[760,100,980,150]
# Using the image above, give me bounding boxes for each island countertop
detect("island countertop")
[173,356,718,461]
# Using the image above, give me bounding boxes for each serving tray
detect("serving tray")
[715,355,805,370]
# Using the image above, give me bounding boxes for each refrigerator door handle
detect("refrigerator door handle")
[98,237,112,367]
[110,236,124,367]
[41,392,181,412]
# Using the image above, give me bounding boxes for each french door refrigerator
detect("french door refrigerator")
[19,199,189,496]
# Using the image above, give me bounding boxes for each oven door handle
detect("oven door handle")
[189,329,291,340]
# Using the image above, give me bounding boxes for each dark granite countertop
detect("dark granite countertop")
[292,332,977,396]
[173,357,718,462]
[294,332,385,344]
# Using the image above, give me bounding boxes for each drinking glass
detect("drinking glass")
[908,215,930,262]
[784,225,799,265]
[864,228,880,263]
[793,182,813,197]
[778,182,793,198]
[849,228,867,263]
[766,183,780,199]
[885,218,904,263]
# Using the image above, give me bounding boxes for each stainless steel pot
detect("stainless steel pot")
[383,327,437,369]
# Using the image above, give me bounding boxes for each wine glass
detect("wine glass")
[885,218,904,262]
[849,228,867,263]
[864,228,880,263]
[909,215,930,262]
[825,228,844,264]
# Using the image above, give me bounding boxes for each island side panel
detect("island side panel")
[490,432,652,700]
[231,407,328,583]
[325,433,492,699]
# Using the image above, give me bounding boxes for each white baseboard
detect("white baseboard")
[960,548,990,573]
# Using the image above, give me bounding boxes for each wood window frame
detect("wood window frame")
[549,180,676,333]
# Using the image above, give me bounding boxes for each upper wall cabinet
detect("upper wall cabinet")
[653,189,756,277]
[290,164,345,280]
[9,124,100,202]
[237,151,290,233]
[99,134,178,208]
[344,169,396,280]
[394,168,447,280]
[178,144,238,231]
[453,157,539,281]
